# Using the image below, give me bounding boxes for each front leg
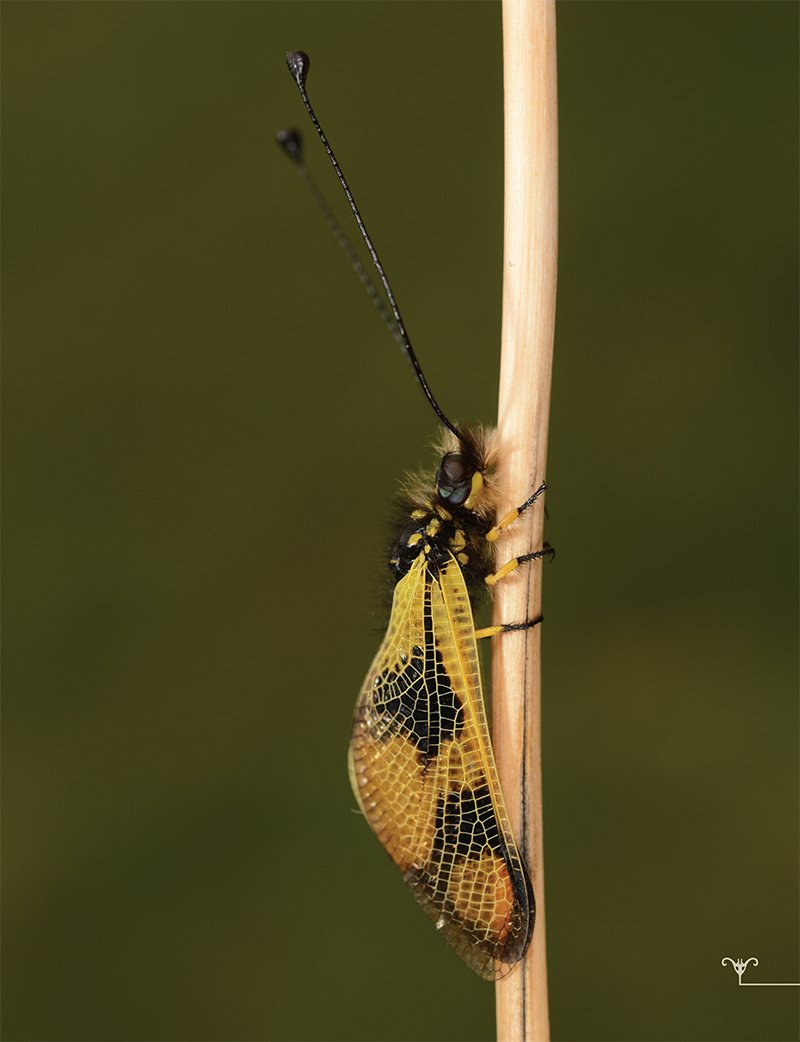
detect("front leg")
[486,481,547,543]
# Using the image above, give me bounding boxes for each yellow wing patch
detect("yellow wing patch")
[348,552,532,980]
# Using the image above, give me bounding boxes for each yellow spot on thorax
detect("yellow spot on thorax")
[450,528,466,552]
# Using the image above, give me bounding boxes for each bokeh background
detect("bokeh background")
[3,3,797,1041]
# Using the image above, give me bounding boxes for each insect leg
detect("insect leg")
[474,615,544,639]
[486,482,547,542]
[484,545,555,587]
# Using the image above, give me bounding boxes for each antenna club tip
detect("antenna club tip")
[276,128,302,162]
[286,50,310,88]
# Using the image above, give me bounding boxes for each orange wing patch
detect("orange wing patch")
[348,552,532,980]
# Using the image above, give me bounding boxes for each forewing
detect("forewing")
[349,552,533,980]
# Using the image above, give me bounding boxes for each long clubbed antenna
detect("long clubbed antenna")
[275,129,405,352]
[282,49,462,441]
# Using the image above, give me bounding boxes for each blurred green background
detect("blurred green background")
[3,2,797,1040]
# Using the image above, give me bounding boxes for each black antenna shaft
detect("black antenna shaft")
[284,50,461,440]
[276,129,405,350]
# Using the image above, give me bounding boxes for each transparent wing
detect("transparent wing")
[348,552,533,980]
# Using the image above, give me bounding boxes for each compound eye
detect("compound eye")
[436,453,472,506]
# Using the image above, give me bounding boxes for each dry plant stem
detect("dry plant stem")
[493,1,558,1040]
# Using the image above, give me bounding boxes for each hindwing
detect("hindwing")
[348,551,533,980]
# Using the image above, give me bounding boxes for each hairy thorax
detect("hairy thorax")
[389,501,493,594]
